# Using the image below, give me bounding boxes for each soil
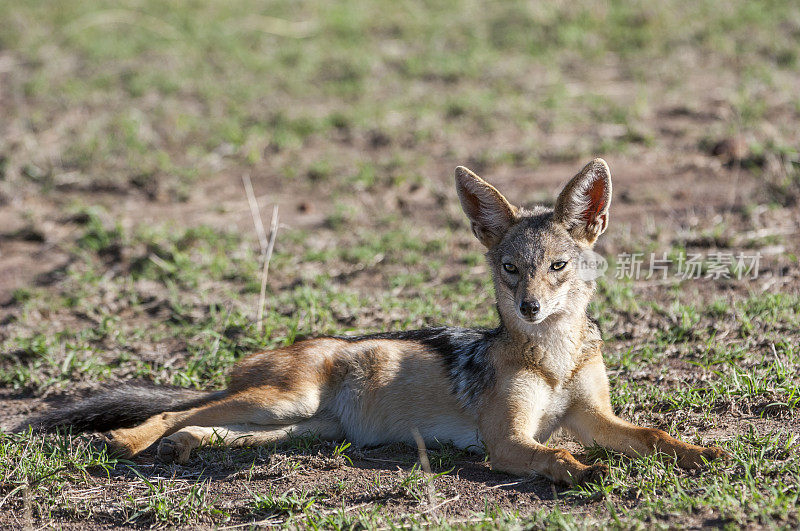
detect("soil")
[1,88,799,528]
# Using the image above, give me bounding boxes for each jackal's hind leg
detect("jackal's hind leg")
[105,388,323,458]
[156,416,344,464]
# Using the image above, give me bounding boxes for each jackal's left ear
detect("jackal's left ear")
[455,166,518,248]
[554,158,612,245]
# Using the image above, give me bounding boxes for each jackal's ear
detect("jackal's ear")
[455,166,518,248]
[554,158,612,245]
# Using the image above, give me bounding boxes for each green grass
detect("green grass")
[575,429,799,529]
[0,218,496,391]
[3,0,799,195]
[121,471,226,526]
[0,430,117,520]
[3,172,800,530]
[2,203,798,529]
[1,0,799,528]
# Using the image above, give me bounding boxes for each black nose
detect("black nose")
[519,299,540,319]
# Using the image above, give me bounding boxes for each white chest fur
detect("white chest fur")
[512,314,585,441]
[507,371,572,443]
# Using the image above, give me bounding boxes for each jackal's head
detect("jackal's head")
[455,159,611,335]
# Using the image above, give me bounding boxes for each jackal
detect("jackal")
[26,159,725,484]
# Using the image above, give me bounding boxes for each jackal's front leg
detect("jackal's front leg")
[565,359,726,468]
[565,411,726,468]
[479,380,608,485]
[487,437,608,485]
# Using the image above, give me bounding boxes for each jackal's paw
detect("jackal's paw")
[574,462,610,485]
[157,437,192,464]
[100,431,135,459]
[677,446,728,469]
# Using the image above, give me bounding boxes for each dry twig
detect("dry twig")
[257,206,279,334]
[241,174,268,254]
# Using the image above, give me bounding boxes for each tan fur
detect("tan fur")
[102,159,725,484]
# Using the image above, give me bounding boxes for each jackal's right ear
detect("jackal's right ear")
[455,166,518,248]
[554,158,612,245]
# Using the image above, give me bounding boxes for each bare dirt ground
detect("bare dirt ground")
[1,1,799,528]
[1,113,798,527]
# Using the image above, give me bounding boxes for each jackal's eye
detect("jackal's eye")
[551,260,568,271]
[502,263,518,274]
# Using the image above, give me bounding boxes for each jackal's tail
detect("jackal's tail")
[19,382,226,433]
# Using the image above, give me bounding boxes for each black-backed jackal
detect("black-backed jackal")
[25,159,725,484]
